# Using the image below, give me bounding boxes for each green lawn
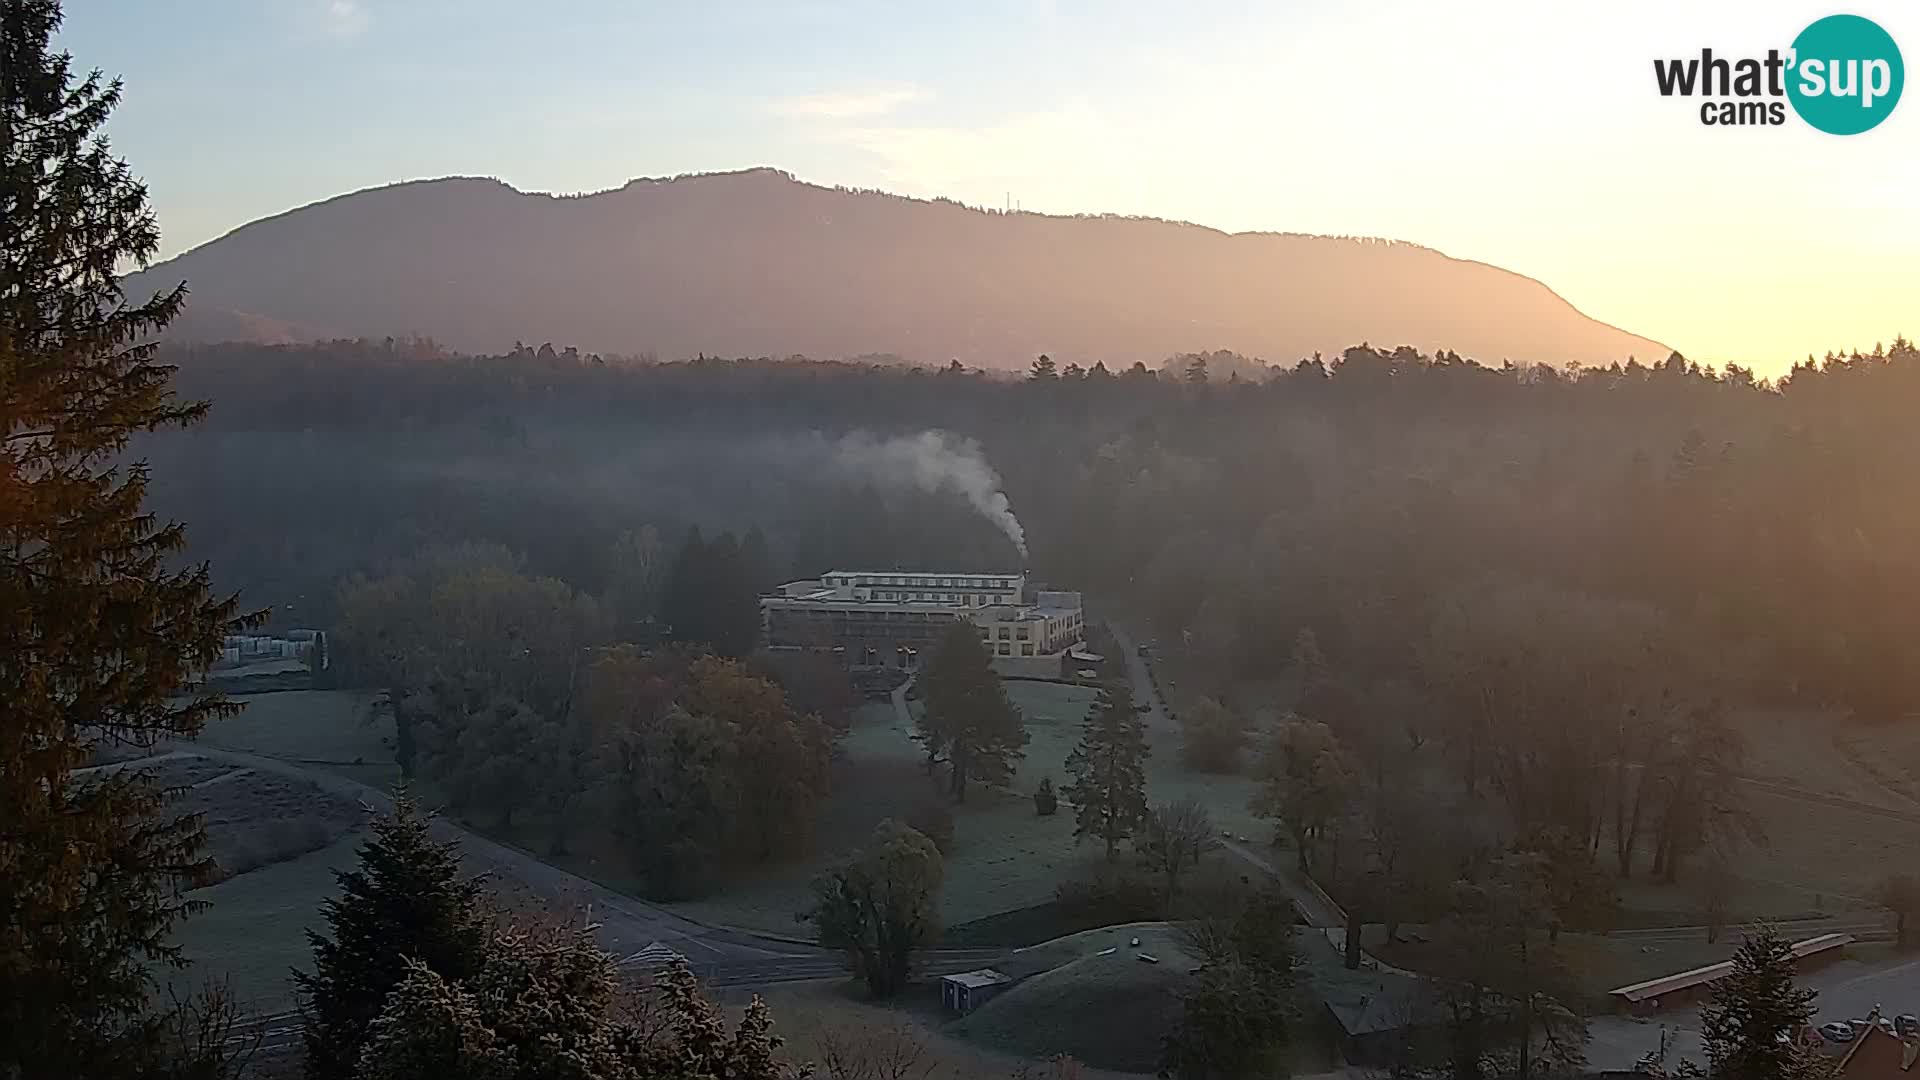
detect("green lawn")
[164,829,366,1014]
[194,689,399,786]
[672,680,1274,936]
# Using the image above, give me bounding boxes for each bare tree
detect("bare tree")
[156,981,258,1080]
[1698,852,1736,944]
[1138,799,1220,911]
[814,1017,939,1080]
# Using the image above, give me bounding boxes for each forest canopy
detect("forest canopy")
[142,336,1920,728]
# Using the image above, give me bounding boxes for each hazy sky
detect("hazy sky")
[61,0,1915,374]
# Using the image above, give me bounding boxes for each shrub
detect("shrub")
[1179,697,1246,773]
[1034,776,1059,816]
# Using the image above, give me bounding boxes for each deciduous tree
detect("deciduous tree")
[1138,798,1218,909]
[805,820,944,999]
[1250,717,1352,872]
[1179,696,1246,773]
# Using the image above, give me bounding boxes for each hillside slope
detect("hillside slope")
[126,168,1667,368]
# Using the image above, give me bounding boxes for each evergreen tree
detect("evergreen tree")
[1698,926,1822,1080]
[660,526,758,658]
[1062,684,1151,858]
[916,621,1027,802]
[1028,353,1058,381]
[294,793,492,1080]
[1,2,244,1074]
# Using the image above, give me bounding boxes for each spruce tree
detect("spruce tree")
[916,621,1026,802]
[1698,925,1822,1080]
[2,1,243,1074]
[1062,684,1151,858]
[293,793,491,1080]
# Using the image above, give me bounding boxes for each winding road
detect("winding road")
[170,731,1005,1055]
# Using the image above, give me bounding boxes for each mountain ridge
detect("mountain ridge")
[129,167,1670,368]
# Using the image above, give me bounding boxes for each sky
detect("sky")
[59,0,1917,376]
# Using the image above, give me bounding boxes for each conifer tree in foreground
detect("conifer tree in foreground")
[1,0,243,1074]
[293,794,491,1080]
[1695,925,1823,1080]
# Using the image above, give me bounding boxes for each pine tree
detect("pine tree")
[1062,684,1151,858]
[2,2,244,1074]
[293,793,492,1080]
[916,621,1026,802]
[1699,925,1822,1080]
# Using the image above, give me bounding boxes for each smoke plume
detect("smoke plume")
[833,430,1027,559]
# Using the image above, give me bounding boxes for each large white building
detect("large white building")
[761,569,1086,677]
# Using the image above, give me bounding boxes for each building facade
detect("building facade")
[761,570,1085,675]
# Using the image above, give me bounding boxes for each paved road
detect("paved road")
[177,722,1016,1056]
[176,740,814,967]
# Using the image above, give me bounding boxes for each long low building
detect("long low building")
[761,569,1085,677]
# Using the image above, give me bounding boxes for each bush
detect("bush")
[905,801,955,854]
[1034,776,1059,816]
[1179,697,1246,773]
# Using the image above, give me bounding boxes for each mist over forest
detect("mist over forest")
[147,336,1920,725]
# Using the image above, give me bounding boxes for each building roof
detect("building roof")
[941,968,1014,989]
[824,569,1023,580]
[1837,1009,1920,1077]
[1607,934,1853,1004]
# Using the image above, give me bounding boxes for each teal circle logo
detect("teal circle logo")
[1787,14,1904,134]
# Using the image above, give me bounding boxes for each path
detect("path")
[169,733,1007,1054]
[1107,621,1349,931]
[170,740,804,965]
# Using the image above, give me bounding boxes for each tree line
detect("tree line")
[329,537,839,898]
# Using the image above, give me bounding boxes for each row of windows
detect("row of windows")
[829,574,1018,590]
[993,642,1040,656]
[870,590,1003,605]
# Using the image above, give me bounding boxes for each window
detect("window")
[997,643,1011,655]
[1021,644,1036,656]
[1016,627,1030,639]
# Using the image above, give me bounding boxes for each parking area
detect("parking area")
[1587,951,1920,1072]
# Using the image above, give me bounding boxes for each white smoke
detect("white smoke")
[833,430,1027,560]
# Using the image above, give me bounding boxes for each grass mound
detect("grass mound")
[950,922,1197,1073]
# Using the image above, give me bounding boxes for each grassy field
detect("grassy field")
[674,680,1273,937]
[950,922,1197,1073]
[164,829,366,1013]
[187,768,365,882]
[195,689,399,788]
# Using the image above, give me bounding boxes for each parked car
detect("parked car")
[1897,1014,1920,1037]
[1820,1021,1856,1043]
[1849,1017,1895,1037]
